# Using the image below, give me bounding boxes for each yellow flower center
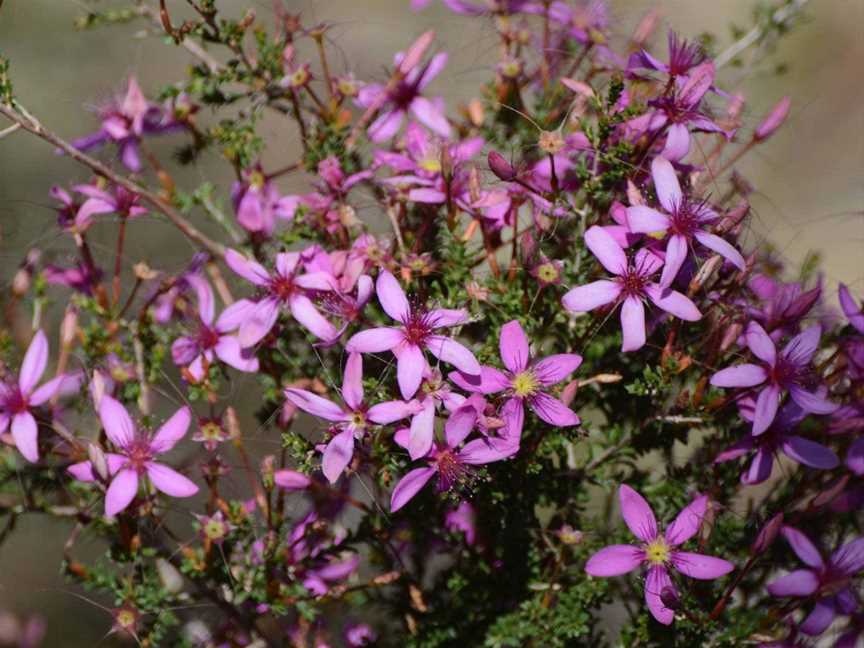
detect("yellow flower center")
[204,519,227,540]
[512,371,539,398]
[249,170,266,189]
[537,263,559,283]
[644,538,670,565]
[350,411,366,428]
[419,157,442,173]
[200,422,223,441]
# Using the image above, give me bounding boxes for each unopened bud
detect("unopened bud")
[88,442,109,481]
[156,558,184,593]
[659,586,681,610]
[61,306,78,347]
[752,513,783,553]
[754,97,790,141]
[719,322,743,352]
[260,455,276,487]
[488,151,516,181]
[274,469,311,491]
[238,9,255,31]
[631,9,660,47]
[399,30,435,76]
[466,99,484,127]
[560,77,594,99]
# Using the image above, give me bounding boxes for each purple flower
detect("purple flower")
[451,319,581,444]
[746,274,821,338]
[766,527,864,636]
[714,399,838,484]
[562,226,701,351]
[345,270,480,399]
[585,485,734,625]
[70,182,148,232]
[44,261,102,296]
[295,157,373,235]
[68,396,198,516]
[626,156,745,288]
[223,248,338,346]
[170,276,259,382]
[710,321,837,435]
[403,367,467,460]
[445,501,477,545]
[390,404,512,512]
[231,166,297,236]
[839,283,864,334]
[628,32,707,79]
[345,623,377,647]
[71,77,176,172]
[284,352,417,483]
[0,331,69,462]
[356,50,451,142]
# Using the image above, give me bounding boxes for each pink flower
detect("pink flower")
[284,352,417,483]
[345,271,480,399]
[561,226,701,352]
[68,396,198,516]
[585,485,734,625]
[231,166,297,236]
[451,319,581,445]
[710,321,837,435]
[223,248,338,346]
[0,331,69,462]
[390,404,512,512]
[69,182,148,232]
[626,156,745,288]
[170,276,259,382]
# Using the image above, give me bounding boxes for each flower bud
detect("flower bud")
[488,151,516,181]
[274,469,311,491]
[156,558,184,593]
[61,306,78,348]
[752,512,783,553]
[398,30,435,76]
[754,97,791,141]
[88,442,109,482]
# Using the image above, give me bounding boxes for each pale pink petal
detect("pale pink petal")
[562,280,622,312]
[367,400,418,425]
[238,298,280,347]
[322,429,355,484]
[450,366,510,394]
[458,438,513,464]
[376,271,411,322]
[397,343,426,400]
[19,330,48,394]
[410,96,452,138]
[390,466,436,512]
[274,470,311,490]
[651,155,682,212]
[146,462,198,497]
[215,299,259,334]
[426,335,481,376]
[445,405,476,448]
[224,248,270,286]
[529,392,580,427]
[498,320,530,373]
[645,284,701,321]
[620,296,646,352]
[289,294,338,341]
[28,375,67,406]
[619,484,658,543]
[585,226,627,275]
[11,412,39,462]
[428,308,470,328]
[105,469,139,516]
[408,400,435,460]
[150,406,192,454]
[626,206,670,234]
[346,327,405,353]
[275,252,300,277]
[693,231,746,271]
[214,336,259,373]
[585,544,645,576]
[99,395,135,449]
[745,321,776,365]
[368,108,404,143]
[342,352,364,411]
[661,123,690,162]
[284,388,348,422]
[710,364,767,388]
[658,234,688,289]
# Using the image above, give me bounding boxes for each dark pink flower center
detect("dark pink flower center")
[3,388,29,414]
[434,448,471,493]
[618,267,647,299]
[269,275,297,302]
[402,309,434,345]
[197,324,221,350]
[125,437,154,472]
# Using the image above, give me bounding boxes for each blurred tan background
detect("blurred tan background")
[0,1,862,645]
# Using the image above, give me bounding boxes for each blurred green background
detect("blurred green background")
[0,0,862,645]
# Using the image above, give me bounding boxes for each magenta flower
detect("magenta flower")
[402,367,467,460]
[710,321,837,435]
[562,226,701,351]
[839,283,864,334]
[451,320,581,444]
[746,274,820,338]
[766,527,864,636]
[223,248,338,346]
[0,331,69,462]
[390,404,512,512]
[626,156,745,288]
[628,32,707,79]
[231,166,297,236]
[68,396,198,516]
[70,182,148,232]
[71,77,175,172]
[714,399,838,484]
[345,270,480,399]
[284,352,417,483]
[170,277,259,382]
[585,485,734,625]
[356,51,451,142]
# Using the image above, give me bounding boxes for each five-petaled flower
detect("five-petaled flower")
[562,226,701,351]
[68,396,198,517]
[585,484,734,625]
[346,270,481,399]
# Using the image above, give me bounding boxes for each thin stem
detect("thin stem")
[112,216,128,306]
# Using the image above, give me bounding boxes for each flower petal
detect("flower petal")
[289,294,338,341]
[562,280,622,313]
[529,392,580,427]
[533,354,582,386]
[11,412,39,463]
[585,544,645,576]
[620,296,646,352]
[619,484,658,543]
[105,469,139,517]
[426,335,481,376]
[150,406,192,454]
[585,226,627,276]
[651,155,682,212]
[408,400,435,460]
[745,321,776,365]
[390,466,436,512]
[376,271,411,323]
[665,495,708,546]
[341,352,364,411]
[753,384,781,436]
[645,284,701,321]
[224,248,270,286]
[766,569,819,597]
[146,462,198,498]
[99,395,135,449]
[284,388,347,422]
[499,320,530,373]
[799,598,836,636]
[346,327,405,353]
[742,448,773,485]
[449,366,510,394]
[693,231,746,271]
[28,375,66,406]
[671,552,734,580]
[445,404,477,448]
[19,330,48,395]
[367,400,418,425]
[397,343,426,400]
[710,364,767,388]
[321,429,355,484]
[658,234,688,289]
[781,436,839,470]
[626,206,670,235]
[788,386,837,415]
[645,565,676,625]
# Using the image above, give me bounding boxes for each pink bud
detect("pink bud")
[88,442,109,481]
[488,151,516,181]
[398,30,435,75]
[754,97,790,141]
[752,513,783,553]
[274,469,311,491]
